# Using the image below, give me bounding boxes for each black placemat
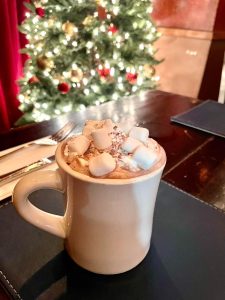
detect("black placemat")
[0,182,225,300]
[171,100,225,138]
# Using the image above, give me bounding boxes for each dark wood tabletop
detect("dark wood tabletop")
[0,90,225,300]
[1,90,225,210]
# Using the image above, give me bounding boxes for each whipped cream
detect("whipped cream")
[63,119,162,178]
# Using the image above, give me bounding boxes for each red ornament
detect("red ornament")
[97,68,110,78]
[58,82,70,94]
[108,24,118,34]
[36,7,45,18]
[28,76,39,84]
[126,73,138,84]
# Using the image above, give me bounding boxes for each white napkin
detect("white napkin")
[0,137,58,201]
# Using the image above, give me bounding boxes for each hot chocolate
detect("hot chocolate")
[63,119,165,179]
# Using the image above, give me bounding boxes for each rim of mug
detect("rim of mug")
[56,141,167,185]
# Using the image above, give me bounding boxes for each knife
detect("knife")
[0,155,55,187]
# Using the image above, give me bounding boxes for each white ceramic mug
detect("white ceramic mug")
[13,142,166,274]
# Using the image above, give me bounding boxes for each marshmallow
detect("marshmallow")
[121,137,142,153]
[89,153,116,177]
[117,121,134,134]
[103,119,115,133]
[147,138,159,150]
[77,157,88,167]
[85,120,102,128]
[68,135,91,155]
[129,127,149,144]
[67,152,77,163]
[120,156,140,172]
[83,124,95,139]
[132,145,157,170]
[91,128,112,150]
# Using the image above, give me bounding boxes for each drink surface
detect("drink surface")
[63,119,165,179]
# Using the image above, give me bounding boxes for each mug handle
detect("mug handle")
[13,169,66,239]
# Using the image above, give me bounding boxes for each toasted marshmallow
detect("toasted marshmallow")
[129,127,149,144]
[91,128,112,150]
[83,124,95,139]
[68,135,91,155]
[89,153,116,177]
[103,119,115,133]
[121,137,142,153]
[85,120,103,128]
[77,157,88,167]
[132,145,157,170]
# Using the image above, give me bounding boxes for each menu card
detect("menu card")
[171,100,225,138]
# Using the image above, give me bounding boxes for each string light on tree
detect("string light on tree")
[17,0,161,124]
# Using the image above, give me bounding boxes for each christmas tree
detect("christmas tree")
[17,0,161,124]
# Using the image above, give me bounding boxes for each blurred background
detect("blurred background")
[0,0,225,133]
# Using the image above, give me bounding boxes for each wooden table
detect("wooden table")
[1,90,224,208]
[0,90,225,299]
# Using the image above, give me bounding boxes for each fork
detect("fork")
[0,121,76,161]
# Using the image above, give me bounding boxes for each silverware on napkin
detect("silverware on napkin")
[0,121,76,161]
[0,122,85,187]
[0,155,55,187]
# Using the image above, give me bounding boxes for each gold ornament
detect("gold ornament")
[83,15,95,26]
[37,56,54,70]
[143,64,155,78]
[62,21,77,37]
[71,68,83,83]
